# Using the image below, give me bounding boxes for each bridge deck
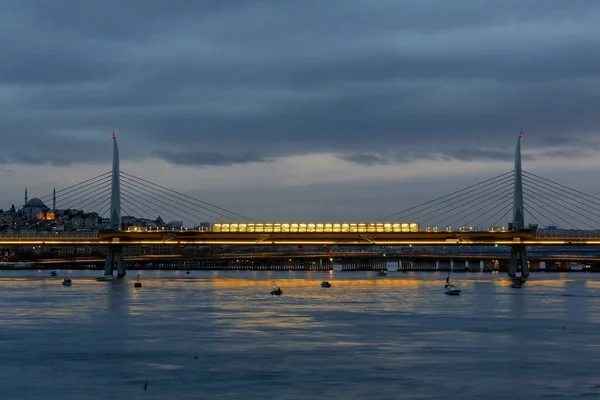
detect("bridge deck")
[1,231,600,245]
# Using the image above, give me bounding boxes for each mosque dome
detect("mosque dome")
[25,198,47,208]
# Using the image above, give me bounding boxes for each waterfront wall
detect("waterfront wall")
[10,255,600,272]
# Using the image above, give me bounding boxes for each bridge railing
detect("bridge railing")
[0,233,100,241]
[534,232,600,240]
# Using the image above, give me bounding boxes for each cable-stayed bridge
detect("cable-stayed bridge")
[2,134,600,283]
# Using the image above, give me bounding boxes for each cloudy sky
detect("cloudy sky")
[1,0,600,223]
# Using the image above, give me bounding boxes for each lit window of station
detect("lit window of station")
[211,222,419,233]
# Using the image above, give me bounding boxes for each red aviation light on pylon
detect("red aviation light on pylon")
[111,132,116,139]
[519,129,523,138]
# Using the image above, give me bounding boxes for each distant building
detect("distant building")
[22,198,54,220]
[196,222,211,231]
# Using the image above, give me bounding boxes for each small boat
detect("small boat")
[445,284,461,295]
[62,278,72,286]
[377,270,388,276]
[321,281,331,288]
[510,279,523,288]
[444,271,460,295]
[50,271,57,277]
[270,287,283,296]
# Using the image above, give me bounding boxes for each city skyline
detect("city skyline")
[1,1,600,220]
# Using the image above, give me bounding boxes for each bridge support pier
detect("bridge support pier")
[510,132,529,284]
[104,133,125,277]
[104,245,126,277]
[509,245,529,282]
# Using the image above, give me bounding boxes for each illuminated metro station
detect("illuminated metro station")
[211,222,419,233]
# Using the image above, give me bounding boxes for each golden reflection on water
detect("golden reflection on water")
[0,276,109,325]
[3,272,600,332]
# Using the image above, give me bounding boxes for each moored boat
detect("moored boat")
[445,284,461,295]
[270,286,283,296]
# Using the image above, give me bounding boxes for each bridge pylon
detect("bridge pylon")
[509,132,529,283]
[104,133,126,277]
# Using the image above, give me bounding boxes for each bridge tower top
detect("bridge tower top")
[512,131,525,231]
[109,133,121,231]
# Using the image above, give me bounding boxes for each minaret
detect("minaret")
[24,188,28,206]
[52,187,56,212]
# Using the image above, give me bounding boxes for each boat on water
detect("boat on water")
[50,271,57,277]
[271,286,283,296]
[321,281,331,288]
[445,284,461,295]
[62,278,72,286]
[444,272,461,295]
[377,270,387,276]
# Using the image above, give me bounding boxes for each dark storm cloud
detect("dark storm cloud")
[154,150,271,167]
[339,148,516,166]
[1,0,600,166]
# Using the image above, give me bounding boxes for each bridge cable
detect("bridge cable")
[120,175,239,222]
[56,185,112,213]
[120,201,145,222]
[58,183,112,212]
[378,171,513,221]
[456,191,514,229]
[120,171,253,221]
[120,185,190,223]
[120,181,216,224]
[120,190,174,224]
[32,172,111,209]
[421,180,514,227]
[55,178,112,209]
[379,171,514,222]
[30,183,111,232]
[523,193,573,229]
[487,202,514,228]
[120,175,236,223]
[27,171,111,205]
[120,184,202,226]
[76,191,114,218]
[523,170,600,209]
[523,196,560,228]
[50,172,111,201]
[522,178,600,227]
[522,188,598,230]
[523,200,550,228]
[403,178,514,226]
[99,199,113,219]
[75,191,113,217]
[523,174,600,222]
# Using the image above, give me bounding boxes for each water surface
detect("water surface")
[1,270,599,399]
